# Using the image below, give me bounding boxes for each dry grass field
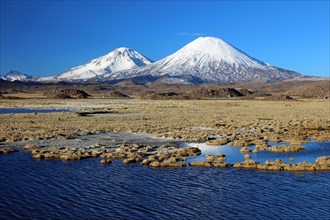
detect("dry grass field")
[1,98,329,146]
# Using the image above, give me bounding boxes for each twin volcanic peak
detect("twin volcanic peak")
[2,37,302,83]
[108,37,301,83]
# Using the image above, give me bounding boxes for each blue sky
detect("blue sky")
[1,1,329,77]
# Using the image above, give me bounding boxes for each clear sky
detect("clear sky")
[1,1,329,77]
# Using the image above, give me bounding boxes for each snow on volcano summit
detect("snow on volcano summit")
[108,37,301,83]
[163,36,267,69]
[55,47,153,81]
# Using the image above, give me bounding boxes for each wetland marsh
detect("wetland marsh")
[1,98,329,219]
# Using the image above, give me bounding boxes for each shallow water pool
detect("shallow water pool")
[187,141,330,164]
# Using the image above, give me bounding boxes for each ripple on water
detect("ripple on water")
[0,147,330,219]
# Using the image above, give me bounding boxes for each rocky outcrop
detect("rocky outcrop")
[103,90,130,98]
[140,87,245,100]
[238,89,254,96]
[44,89,90,99]
[187,88,243,99]
[140,91,186,100]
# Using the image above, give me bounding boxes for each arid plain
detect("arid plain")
[0,79,329,171]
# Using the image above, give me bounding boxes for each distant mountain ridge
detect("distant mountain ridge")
[2,37,314,84]
[1,70,33,82]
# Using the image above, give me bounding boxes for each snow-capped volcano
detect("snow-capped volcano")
[108,37,301,83]
[1,70,33,82]
[55,47,153,81]
[2,37,303,83]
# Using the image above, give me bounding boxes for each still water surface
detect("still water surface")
[188,141,330,164]
[0,108,71,114]
[0,142,329,219]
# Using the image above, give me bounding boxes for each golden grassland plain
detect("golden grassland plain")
[0,98,329,146]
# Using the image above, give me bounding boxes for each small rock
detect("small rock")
[101,159,112,164]
[206,155,215,163]
[244,154,251,160]
[33,154,44,159]
[240,147,251,153]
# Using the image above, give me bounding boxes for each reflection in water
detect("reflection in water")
[187,141,330,164]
